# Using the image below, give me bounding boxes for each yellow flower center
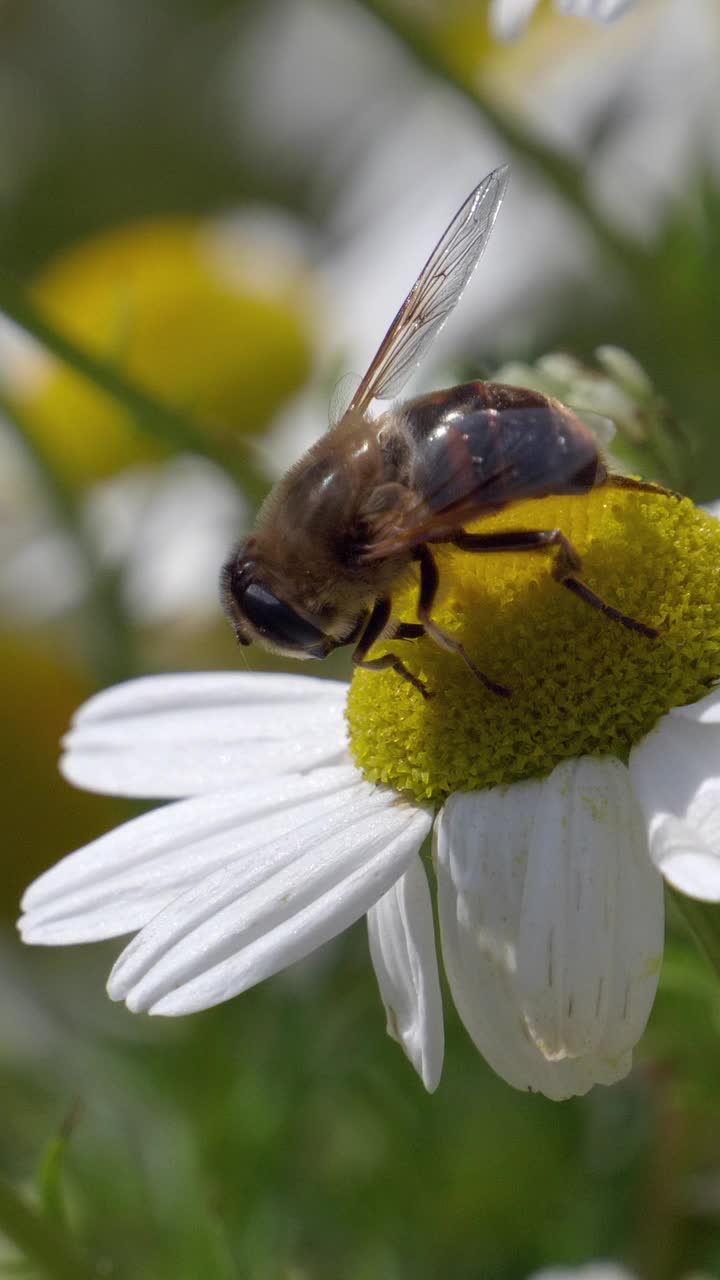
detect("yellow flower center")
[347,487,720,804]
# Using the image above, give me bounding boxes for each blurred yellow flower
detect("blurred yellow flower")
[16,216,313,485]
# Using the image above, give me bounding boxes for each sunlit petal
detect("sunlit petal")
[20,766,363,944]
[109,791,431,1015]
[61,672,349,798]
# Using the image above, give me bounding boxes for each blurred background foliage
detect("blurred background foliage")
[1,0,720,1276]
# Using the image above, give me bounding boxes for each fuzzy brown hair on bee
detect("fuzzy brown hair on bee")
[221,165,662,700]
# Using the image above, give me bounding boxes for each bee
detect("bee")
[222,165,659,700]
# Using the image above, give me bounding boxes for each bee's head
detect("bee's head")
[220,541,333,660]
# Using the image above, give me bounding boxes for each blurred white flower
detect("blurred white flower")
[85,457,246,628]
[528,1266,636,1280]
[490,0,638,42]
[19,664,720,1100]
[529,1267,718,1280]
[230,0,720,385]
[0,423,246,630]
[0,423,86,621]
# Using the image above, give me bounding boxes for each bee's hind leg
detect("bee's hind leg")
[413,545,512,698]
[605,473,681,499]
[450,527,659,639]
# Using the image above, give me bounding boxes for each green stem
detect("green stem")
[0,268,269,510]
[1,391,135,684]
[0,1176,98,1280]
[348,0,653,283]
[667,888,720,982]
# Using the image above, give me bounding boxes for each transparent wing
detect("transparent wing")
[328,371,361,426]
[347,164,509,417]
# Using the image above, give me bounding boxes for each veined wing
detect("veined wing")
[347,165,509,417]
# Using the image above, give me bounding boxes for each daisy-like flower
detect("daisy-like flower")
[490,0,638,42]
[18,485,720,1098]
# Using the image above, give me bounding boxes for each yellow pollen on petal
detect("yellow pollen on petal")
[346,487,720,804]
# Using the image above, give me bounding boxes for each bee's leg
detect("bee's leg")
[394,622,426,640]
[352,596,432,699]
[450,529,659,639]
[414,545,512,698]
[604,474,681,499]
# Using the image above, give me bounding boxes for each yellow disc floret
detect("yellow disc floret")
[347,487,720,804]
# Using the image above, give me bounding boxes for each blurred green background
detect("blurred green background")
[2,0,720,1276]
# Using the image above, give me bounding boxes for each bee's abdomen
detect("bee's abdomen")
[403,380,601,516]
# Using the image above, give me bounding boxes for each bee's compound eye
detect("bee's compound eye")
[241,582,327,657]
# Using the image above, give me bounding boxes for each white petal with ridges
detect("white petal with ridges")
[61,672,349,798]
[630,713,720,900]
[516,757,662,1063]
[367,855,444,1092]
[19,766,364,944]
[108,792,431,1015]
[436,783,609,1100]
[515,759,616,1060]
[436,760,663,1101]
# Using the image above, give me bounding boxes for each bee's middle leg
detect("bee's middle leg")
[352,596,431,699]
[413,545,512,698]
[450,528,659,639]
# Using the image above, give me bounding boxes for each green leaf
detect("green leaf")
[37,1102,82,1230]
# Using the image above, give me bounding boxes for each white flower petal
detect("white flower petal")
[436,784,611,1100]
[109,789,431,1015]
[515,760,615,1060]
[529,1266,637,1280]
[587,778,664,1061]
[490,0,635,38]
[630,713,720,900]
[367,855,444,1092]
[516,758,662,1063]
[557,0,636,20]
[489,0,539,40]
[645,816,720,900]
[61,672,350,798]
[19,766,363,944]
[669,685,720,725]
[436,760,663,1101]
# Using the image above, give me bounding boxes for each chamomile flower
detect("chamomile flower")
[19,485,720,1099]
[490,0,638,42]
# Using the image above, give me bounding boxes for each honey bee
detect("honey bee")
[222,165,659,699]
